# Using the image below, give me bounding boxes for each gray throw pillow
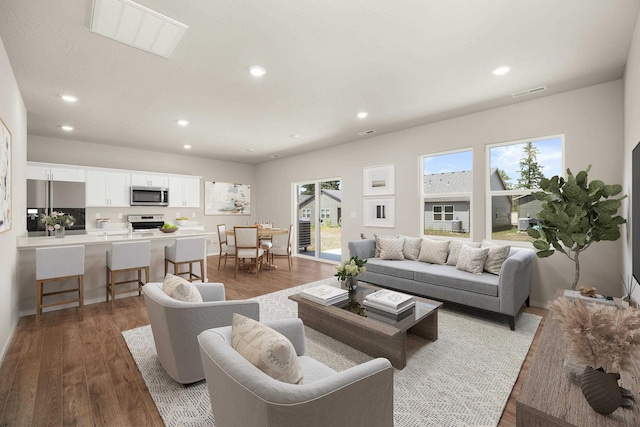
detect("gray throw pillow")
[418,238,450,264]
[379,237,405,260]
[456,246,490,274]
[399,235,422,260]
[481,239,511,275]
[446,240,481,266]
[374,233,397,258]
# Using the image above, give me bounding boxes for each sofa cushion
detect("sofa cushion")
[364,258,417,280]
[456,246,490,275]
[374,234,398,258]
[161,273,203,303]
[378,237,405,260]
[231,313,303,385]
[481,240,511,275]
[400,236,422,261]
[414,264,500,297]
[418,239,450,264]
[446,240,481,266]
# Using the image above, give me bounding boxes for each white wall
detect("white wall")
[256,80,625,306]
[0,36,27,361]
[623,10,640,300]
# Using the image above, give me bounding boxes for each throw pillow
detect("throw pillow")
[418,238,450,264]
[231,313,303,384]
[446,240,481,266]
[456,246,490,274]
[481,239,511,275]
[161,273,203,303]
[374,233,397,258]
[399,235,422,260]
[378,237,405,260]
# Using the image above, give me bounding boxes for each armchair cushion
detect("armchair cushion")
[231,314,303,384]
[162,273,203,302]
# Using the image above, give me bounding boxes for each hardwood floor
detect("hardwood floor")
[0,255,546,426]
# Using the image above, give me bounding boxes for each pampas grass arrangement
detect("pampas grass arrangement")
[548,297,640,373]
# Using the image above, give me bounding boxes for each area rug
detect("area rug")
[123,278,541,426]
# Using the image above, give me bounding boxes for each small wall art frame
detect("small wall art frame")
[363,164,395,196]
[0,117,11,234]
[363,196,395,228]
[204,181,251,215]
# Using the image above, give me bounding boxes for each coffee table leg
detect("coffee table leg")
[408,310,438,342]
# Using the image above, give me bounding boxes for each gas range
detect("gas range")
[128,214,165,231]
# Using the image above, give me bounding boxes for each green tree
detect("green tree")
[498,169,513,190]
[300,181,340,195]
[517,142,546,189]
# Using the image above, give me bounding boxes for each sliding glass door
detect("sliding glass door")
[295,178,342,262]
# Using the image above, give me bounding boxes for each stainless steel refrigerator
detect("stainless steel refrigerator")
[27,179,86,236]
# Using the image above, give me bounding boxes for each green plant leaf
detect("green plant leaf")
[536,250,555,258]
[533,240,550,251]
[527,227,541,239]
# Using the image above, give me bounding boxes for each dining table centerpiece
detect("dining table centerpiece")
[41,211,75,238]
[335,255,367,292]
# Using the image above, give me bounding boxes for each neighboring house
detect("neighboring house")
[298,189,342,225]
[423,169,511,232]
[513,194,544,225]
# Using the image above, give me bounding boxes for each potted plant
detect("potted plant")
[527,165,626,290]
[335,256,367,291]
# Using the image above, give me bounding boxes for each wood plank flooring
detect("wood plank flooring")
[0,255,546,426]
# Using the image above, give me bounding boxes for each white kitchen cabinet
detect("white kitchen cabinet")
[131,173,169,188]
[169,176,201,207]
[86,170,131,207]
[26,162,86,182]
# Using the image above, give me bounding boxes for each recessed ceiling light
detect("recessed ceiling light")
[289,134,300,138]
[270,155,280,158]
[248,66,266,77]
[61,125,74,131]
[357,112,368,119]
[492,66,511,76]
[247,148,256,152]
[177,119,189,126]
[60,94,78,102]
[183,144,191,149]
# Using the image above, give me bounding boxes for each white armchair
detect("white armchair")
[142,282,259,384]
[198,318,394,427]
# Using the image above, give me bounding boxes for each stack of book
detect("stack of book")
[301,284,349,306]
[363,289,415,323]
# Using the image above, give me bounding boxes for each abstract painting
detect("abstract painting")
[0,117,11,233]
[204,181,251,215]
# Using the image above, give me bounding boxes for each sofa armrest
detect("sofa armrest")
[348,239,375,260]
[498,248,535,316]
[195,282,226,301]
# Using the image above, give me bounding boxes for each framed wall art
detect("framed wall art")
[363,196,395,228]
[204,181,251,215]
[363,164,395,196]
[0,117,11,234]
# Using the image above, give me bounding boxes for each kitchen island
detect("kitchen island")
[16,229,217,317]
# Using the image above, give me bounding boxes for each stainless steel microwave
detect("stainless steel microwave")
[130,186,169,206]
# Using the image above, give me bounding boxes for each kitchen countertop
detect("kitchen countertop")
[17,228,216,249]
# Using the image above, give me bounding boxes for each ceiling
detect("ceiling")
[0,1,639,164]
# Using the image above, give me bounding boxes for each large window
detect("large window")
[487,135,564,241]
[421,149,472,237]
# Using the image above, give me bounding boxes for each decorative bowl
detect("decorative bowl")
[160,227,178,233]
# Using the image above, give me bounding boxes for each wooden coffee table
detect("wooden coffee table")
[289,281,442,369]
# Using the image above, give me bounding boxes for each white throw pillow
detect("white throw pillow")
[481,239,511,275]
[418,239,450,264]
[446,240,481,266]
[374,233,397,258]
[231,313,303,384]
[378,237,405,260]
[399,235,422,261]
[456,246,490,274]
[161,273,203,302]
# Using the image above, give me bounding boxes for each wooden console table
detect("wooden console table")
[516,290,640,426]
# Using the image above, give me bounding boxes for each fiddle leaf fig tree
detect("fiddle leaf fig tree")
[526,165,626,290]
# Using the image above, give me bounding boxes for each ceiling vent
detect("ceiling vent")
[90,0,188,58]
[511,86,548,98]
[357,130,377,136]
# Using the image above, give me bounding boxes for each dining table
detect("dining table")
[226,227,289,271]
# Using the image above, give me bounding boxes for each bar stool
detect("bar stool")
[165,236,206,282]
[35,245,84,324]
[106,240,150,313]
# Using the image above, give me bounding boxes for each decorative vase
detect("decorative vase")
[580,366,622,415]
[54,227,65,238]
[344,276,358,292]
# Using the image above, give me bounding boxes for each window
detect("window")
[487,134,564,241]
[421,149,472,237]
[301,208,310,218]
[320,208,330,219]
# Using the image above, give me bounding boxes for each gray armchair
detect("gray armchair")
[198,318,394,427]
[142,282,259,384]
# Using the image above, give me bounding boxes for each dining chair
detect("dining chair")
[234,226,264,278]
[270,224,294,270]
[217,224,236,270]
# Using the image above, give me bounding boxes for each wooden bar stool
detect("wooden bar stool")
[165,236,206,282]
[106,240,150,313]
[35,245,85,324]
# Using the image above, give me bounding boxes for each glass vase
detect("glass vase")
[54,227,65,238]
[344,276,358,292]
